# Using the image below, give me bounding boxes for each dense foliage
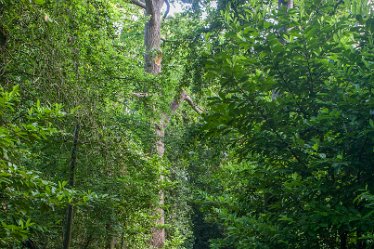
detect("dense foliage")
[200,0,374,248]
[1,1,159,248]
[1,0,373,249]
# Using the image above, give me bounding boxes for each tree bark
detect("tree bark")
[63,124,80,249]
[144,0,164,74]
[131,0,166,245]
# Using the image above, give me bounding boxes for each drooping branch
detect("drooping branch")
[131,0,146,9]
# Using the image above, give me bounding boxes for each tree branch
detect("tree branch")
[132,92,150,98]
[131,0,146,9]
[145,0,154,13]
[163,0,170,19]
[169,90,203,117]
[156,90,203,131]
[183,92,203,114]
[134,90,203,128]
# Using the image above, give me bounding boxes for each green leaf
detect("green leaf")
[34,0,46,4]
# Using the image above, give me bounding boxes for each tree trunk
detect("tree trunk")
[63,205,74,249]
[143,0,166,246]
[144,0,164,74]
[105,223,117,249]
[151,121,166,248]
[63,124,80,249]
[131,2,201,248]
[340,230,347,249]
[150,92,202,247]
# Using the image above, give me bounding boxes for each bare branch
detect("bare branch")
[170,90,203,116]
[131,0,146,9]
[163,0,170,19]
[161,38,194,43]
[133,90,203,131]
[183,92,203,114]
[157,90,203,131]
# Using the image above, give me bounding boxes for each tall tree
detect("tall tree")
[131,0,168,246]
[131,1,204,247]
